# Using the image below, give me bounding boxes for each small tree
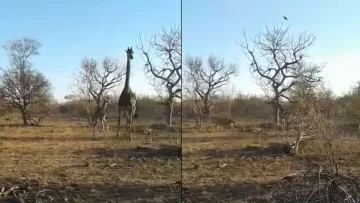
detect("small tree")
[337,81,360,130]
[0,38,52,125]
[290,79,334,119]
[185,54,237,115]
[72,57,125,128]
[138,25,181,127]
[282,78,323,155]
[218,84,237,118]
[184,87,203,128]
[27,97,58,125]
[63,94,84,119]
[240,25,322,126]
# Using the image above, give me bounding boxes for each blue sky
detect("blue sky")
[0,0,180,102]
[183,0,360,96]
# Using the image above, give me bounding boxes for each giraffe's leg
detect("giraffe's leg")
[104,117,109,136]
[117,109,122,138]
[132,106,137,130]
[90,122,93,137]
[89,118,93,137]
[101,118,106,137]
[92,119,97,137]
[125,110,131,141]
[129,112,133,141]
[127,110,131,129]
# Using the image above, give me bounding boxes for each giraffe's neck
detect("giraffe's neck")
[124,57,131,91]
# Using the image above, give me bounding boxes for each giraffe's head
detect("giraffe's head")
[126,47,134,60]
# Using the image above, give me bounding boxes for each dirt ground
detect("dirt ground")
[182,119,360,203]
[0,118,181,203]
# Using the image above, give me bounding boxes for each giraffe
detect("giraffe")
[117,47,138,140]
[91,96,111,137]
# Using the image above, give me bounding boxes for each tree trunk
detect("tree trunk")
[167,101,174,127]
[201,99,212,124]
[203,100,210,115]
[271,104,278,125]
[277,107,281,126]
[20,108,28,125]
[272,102,282,126]
[193,104,202,128]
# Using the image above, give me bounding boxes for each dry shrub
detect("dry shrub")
[275,85,360,202]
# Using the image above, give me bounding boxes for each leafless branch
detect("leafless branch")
[71,57,125,127]
[138,25,181,126]
[239,24,322,125]
[185,54,237,115]
[138,25,181,101]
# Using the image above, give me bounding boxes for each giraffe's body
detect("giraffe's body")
[91,97,110,137]
[117,47,138,140]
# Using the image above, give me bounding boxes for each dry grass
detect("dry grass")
[0,118,181,203]
[182,119,360,202]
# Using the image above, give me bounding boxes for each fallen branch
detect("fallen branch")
[0,186,19,197]
[214,163,227,171]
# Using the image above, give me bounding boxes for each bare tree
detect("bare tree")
[185,55,237,116]
[25,96,58,125]
[184,86,203,128]
[64,94,84,120]
[0,38,52,125]
[288,77,332,117]
[219,84,237,119]
[72,57,125,135]
[240,24,322,126]
[281,78,329,156]
[138,25,181,127]
[337,81,360,131]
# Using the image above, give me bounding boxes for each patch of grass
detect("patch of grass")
[0,119,180,203]
[182,119,360,202]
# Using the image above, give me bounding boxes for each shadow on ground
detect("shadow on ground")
[0,135,131,142]
[0,124,48,128]
[182,181,273,202]
[182,132,281,144]
[0,135,174,143]
[182,175,325,203]
[74,144,181,160]
[0,178,181,203]
[183,142,289,159]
